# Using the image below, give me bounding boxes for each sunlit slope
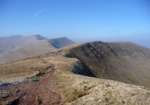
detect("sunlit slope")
[0,36,75,64]
[0,53,80,83]
[57,41,150,87]
[0,40,57,64]
[1,53,150,105]
[0,35,47,54]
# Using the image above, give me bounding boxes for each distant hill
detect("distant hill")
[48,37,75,48]
[53,41,150,87]
[0,35,75,64]
[0,40,56,64]
[0,35,47,54]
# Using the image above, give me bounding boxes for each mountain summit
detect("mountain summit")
[48,37,75,48]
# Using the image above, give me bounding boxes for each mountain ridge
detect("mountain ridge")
[0,35,75,64]
[0,35,43,54]
[51,41,150,87]
[0,40,150,104]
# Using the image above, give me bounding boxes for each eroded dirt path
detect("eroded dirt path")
[0,71,62,105]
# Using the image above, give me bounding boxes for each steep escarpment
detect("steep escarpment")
[56,41,150,87]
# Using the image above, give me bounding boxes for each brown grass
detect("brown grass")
[1,41,150,105]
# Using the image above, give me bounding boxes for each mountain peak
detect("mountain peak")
[31,34,48,40]
[49,37,75,48]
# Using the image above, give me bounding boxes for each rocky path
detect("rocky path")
[0,71,62,105]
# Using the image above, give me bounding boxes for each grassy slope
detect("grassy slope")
[0,46,150,104]
[54,41,150,87]
[0,36,75,64]
[0,35,44,54]
[56,72,150,105]
[0,40,56,64]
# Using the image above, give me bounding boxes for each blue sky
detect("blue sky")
[0,0,150,47]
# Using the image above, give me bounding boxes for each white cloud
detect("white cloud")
[33,6,50,18]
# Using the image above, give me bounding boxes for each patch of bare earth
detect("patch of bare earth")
[0,71,62,105]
